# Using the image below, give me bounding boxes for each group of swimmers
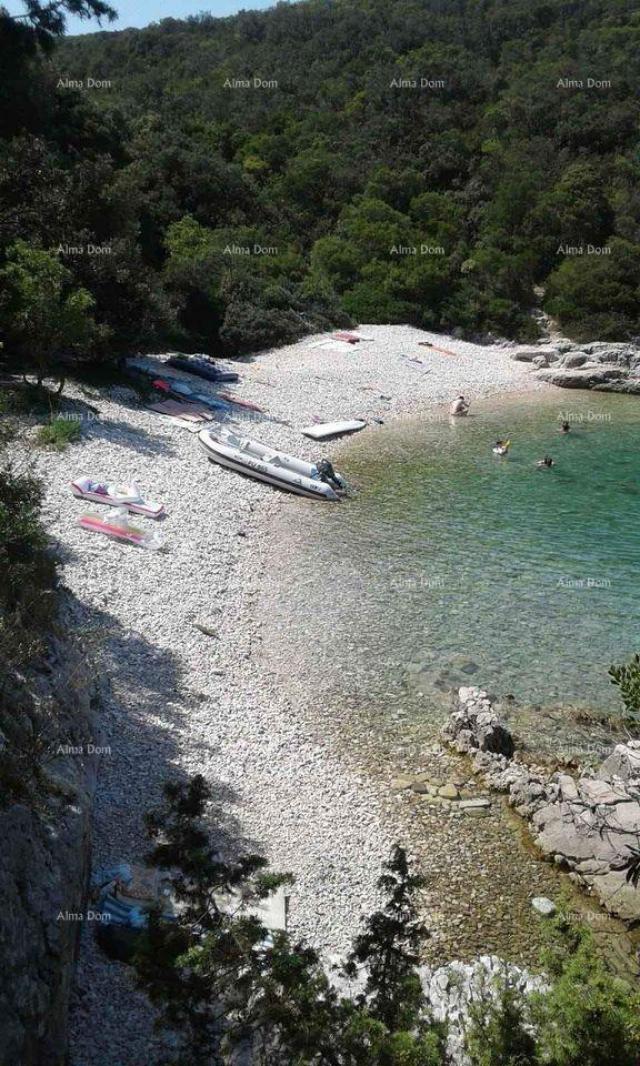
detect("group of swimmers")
[449,394,571,468]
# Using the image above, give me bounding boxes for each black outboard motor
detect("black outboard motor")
[316,458,344,491]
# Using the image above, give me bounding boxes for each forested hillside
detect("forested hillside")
[2,0,640,366]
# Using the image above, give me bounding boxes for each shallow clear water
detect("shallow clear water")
[264,391,640,738]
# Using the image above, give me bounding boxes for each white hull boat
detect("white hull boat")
[301,420,366,440]
[198,428,344,500]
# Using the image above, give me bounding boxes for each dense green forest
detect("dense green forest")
[1,0,639,368]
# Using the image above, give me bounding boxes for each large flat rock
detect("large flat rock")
[536,365,627,388]
[589,870,640,923]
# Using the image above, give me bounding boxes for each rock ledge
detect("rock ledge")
[443,688,640,925]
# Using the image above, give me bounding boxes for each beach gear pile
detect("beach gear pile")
[71,477,165,548]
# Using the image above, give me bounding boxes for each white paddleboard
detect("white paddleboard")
[301,420,367,440]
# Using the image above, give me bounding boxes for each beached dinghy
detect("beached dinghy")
[71,477,164,517]
[198,427,345,500]
[301,420,367,440]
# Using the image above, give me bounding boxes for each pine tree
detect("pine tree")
[344,845,428,1033]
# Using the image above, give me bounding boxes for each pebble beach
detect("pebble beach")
[12,325,551,1065]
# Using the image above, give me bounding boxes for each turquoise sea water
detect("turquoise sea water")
[265,391,640,742]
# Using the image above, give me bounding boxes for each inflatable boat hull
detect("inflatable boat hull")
[199,429,341,501]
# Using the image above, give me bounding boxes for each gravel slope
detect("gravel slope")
[12,326,543,1065]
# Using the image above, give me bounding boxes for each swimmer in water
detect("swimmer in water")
[536,456,554,468]
[493,439,510,456]
[559,421,570,433]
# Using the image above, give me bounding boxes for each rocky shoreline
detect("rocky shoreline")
[444,687,640,928]
[510,339,640,393]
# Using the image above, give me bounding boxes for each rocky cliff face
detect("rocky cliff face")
[0,621,98,1065]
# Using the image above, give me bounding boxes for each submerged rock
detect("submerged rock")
[439,783,460,799]
[531,896,556,917]
[390,775,415,791]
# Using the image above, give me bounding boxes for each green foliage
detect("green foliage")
[135,776,445,1065]
[0,0,115,49]
[0,240,97,386]
[0,381,53,418]
[465,911,640,1066]
[344,844,428,1033]
[608,652,640,722]
[162,216,343,354]
[136,775,640,1066]
[36,415,82,450]
[0,0,636,357]
[544,238,640,340]
[0,462,56,635]
[531,912,640,1066]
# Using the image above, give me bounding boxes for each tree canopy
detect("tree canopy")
[1,0,639,362]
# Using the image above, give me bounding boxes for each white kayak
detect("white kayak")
[198,428,345,501]
[301,420,367,440]
[70,477,164,517]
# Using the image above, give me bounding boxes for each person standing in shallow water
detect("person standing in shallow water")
[450,394,469,416]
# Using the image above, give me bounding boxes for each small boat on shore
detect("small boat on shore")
[301,420,367,440]
[199,427,345,500]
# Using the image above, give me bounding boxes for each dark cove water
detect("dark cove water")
[263,391,640,746]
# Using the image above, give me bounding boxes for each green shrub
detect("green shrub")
[544,238,640,341]
[0,241,97,389]
[343,279,417,325]
[609,652,640,725]
[465,912,640,1066]
[36,416,81,450]
[0,383,53,418]
[531,915,640,1066]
